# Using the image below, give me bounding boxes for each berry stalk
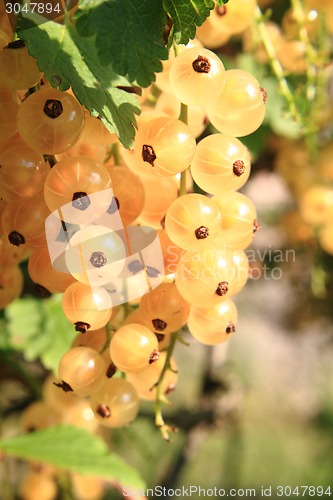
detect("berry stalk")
[179,102,189,197]
[254,6,301,124]
[154,331,179,441]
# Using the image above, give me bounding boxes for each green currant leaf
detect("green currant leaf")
[162,0,215,46]
[40,295,75,372]
[5,298,43,346]
[0,425,145,488]
[5,296,74,372]
[17,15,140,148]
[75,0,168,88]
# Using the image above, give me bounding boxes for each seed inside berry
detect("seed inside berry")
[89,251,107,268]
[72,192,91,211]
[192,55,211,73]
[44,99,63,118]
[195,225,209,240]
[152,318,167,331]
[8,231,25,247]
[96,404,111,418]
[215,281,229,296]
[233,160,246,177]
[75,321,90,333]
[142,145,156,165]
[149,349,160,364]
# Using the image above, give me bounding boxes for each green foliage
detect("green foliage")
[75,0,168,88]
[163,0,214,46]
[163,0,228,46]
[17,15,140,149]
[0,425,145,488]
[5,295,74,372]
[17,0,228,147]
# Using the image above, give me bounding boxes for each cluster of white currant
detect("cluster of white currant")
[0,27,266,450]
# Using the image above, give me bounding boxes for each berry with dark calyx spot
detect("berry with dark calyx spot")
[17,88,84,155]
[165,193,220,250]
[109,323,159,373]
[169,47,226,106]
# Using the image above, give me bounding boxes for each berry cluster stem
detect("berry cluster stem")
[254,6,301,124]
[112,142,121,165]
[290,0,317,100]
[154,331,178,441]
[179,102,189,197]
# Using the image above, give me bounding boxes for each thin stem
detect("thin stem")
[254,6,301,124]
[59,472,74,500]
[0,456,14,500]
[104,142,122,165]
[111,142,121,166]
[178,102,189,197]
[154,331,178,441]
[179,171,187,197]
[179,102,188,124]
[289,0,323,153]
[290,0,317,101]
[99,322,113,355]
